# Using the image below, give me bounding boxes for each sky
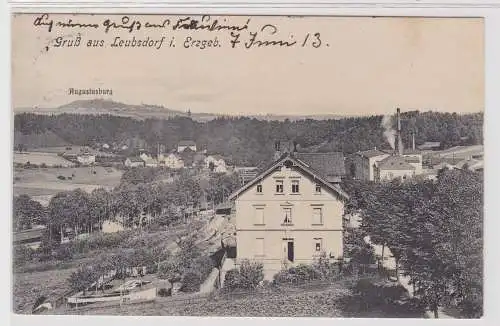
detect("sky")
[11,14,484,116]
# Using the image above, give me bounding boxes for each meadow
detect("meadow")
[13,166,123,205]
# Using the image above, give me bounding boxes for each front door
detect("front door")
[283,239,295,263]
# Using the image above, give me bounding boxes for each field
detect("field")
[29,146,115,157]
[13,166,123,205]
[14,152,75,167]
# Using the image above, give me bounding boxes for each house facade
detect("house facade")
[229,153,349,280]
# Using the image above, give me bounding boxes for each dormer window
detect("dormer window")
[315,184,321,194]
[256,184,263,193]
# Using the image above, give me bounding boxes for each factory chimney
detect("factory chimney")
[394,108,404,156]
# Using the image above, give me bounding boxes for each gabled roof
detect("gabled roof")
[294,152,346,177]
[377,156,416,171]
[178,140,196,147]
[229,153,349,201]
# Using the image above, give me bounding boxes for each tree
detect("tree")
[13,195,46,231]
[68,265,98,295]
[350,170,483,318]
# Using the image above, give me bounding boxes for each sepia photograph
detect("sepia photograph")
[10,12,484,319]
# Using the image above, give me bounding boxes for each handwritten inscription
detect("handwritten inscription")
[33,14,330,51]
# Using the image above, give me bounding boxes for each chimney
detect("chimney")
[412,131,416,151]
[293,141,298,153]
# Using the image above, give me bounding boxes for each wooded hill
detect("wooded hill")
[14,111,483,166]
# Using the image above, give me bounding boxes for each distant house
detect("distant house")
[177,140,197,153]
[374,156,416,181]
[163,153,184,169]
[102,143,110,149]
[348,149,391,181]
[124,157,145,168]
[205,155,227,173]
[77,153,96,165]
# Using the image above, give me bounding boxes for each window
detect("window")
[256,184,263,193]
[314,238,323,252]
[283,207,292,224]
[315,184,322,194]
[312,207,323,225]
[255,238,264,257]
[276,180,284,193]
[254,207,265,225]
[291,180,300,193]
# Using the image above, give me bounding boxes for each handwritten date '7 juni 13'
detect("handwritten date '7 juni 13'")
[33,14,328,50]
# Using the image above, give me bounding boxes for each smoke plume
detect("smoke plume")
[381,115,396,149]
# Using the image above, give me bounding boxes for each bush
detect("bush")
[354,278,407,307]
[312,252,340,279]
[157,288,171,297]
[180,269,204,293]
[224,260,264,291]
[274,264,321,284]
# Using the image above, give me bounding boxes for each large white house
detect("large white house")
[229,152,349,280]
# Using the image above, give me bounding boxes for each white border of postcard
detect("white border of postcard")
[2,1,499,326]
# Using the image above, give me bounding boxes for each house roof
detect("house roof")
[418,141,441,149]
[229,153,349,201]
[178,140,196,147]
[377,156,416,171]
[294,152,346,177]
[356,149,389,158]
[404,156,421,163]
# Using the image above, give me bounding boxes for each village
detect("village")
[11,107,483,318]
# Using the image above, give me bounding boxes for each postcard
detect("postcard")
[11,12,484,319]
